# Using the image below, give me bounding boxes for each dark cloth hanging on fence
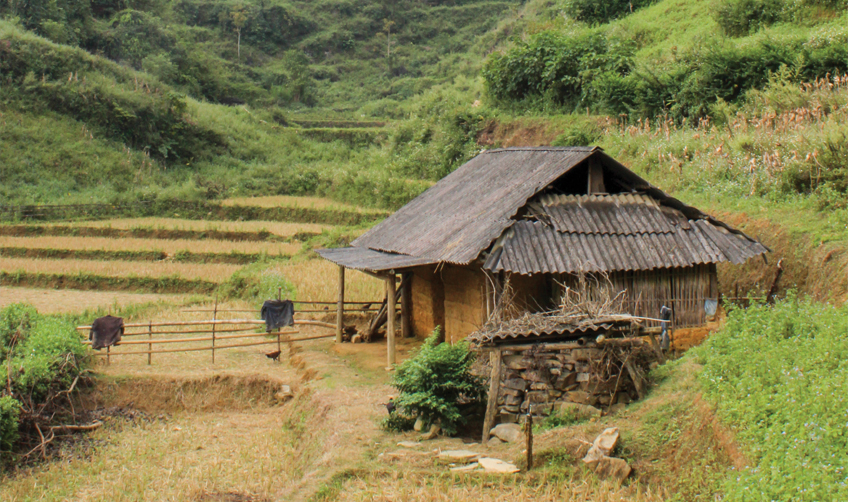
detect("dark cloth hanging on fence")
[90,316,124,350]
[261,300,294,332]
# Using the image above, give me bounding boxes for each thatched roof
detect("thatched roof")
[317,147,768,273]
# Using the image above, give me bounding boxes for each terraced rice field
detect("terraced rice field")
[0,197,383,311]
[0,287,188,314]
[49,218,329,237]
[0,257,243,282]
[220,195,386,214]
[0,235,300,256]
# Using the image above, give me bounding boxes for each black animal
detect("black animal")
[265,350,281,362]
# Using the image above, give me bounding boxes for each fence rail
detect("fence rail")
[76,318,335,364]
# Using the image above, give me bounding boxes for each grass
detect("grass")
[0,235,301,257]
[0,257,243,282]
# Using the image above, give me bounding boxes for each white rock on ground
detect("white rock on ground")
[413,416,425,432]
[421,423,440,440]
[450,462,479,472]
[478,457,520,474]
[594,456,631,480]
[397,441,422,448]
[593,427,620,455]
[436,450,480,464]
[486,437,504,447]
[490,423,524,443]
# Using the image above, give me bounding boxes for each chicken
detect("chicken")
[264,350,281,362]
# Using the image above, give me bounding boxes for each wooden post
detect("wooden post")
[587,157,606,194]
[482,348,502,443]
[525,411,533,471]
[277,330,281,353]
[211,297,218,364]
[106,345,110,365]
[336,265,345,343]
[401,272,412,338]
[386,274,397,369]
[147,321,152,365]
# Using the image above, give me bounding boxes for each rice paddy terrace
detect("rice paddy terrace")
[0,196,387,313]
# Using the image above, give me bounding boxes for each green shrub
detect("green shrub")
[535,406,583,431]
[0,396,22,461]
[714,0,787,37]
[562,0,659,25]
[380,412,416,433]
[695,295,848,500]
[389,328,485,436]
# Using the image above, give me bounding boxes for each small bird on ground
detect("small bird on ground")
[381,398,396,414]
[264,350,281,362]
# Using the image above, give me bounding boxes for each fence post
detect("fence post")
[106,345,110,365]
[211,297,218,364]
[148,321,152,365]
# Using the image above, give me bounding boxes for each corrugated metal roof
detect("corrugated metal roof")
[352,147,600,265]
[538,194,680,235]
[483,195,769,275]
[466,323,616,345]
[315,247,436,273]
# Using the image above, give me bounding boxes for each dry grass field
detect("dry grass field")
[221,195,386,214]
[0,235,301,256]
[48,218,329,236]
[272,259,384,302]
[0,287,188,314]
[0,256,243,282]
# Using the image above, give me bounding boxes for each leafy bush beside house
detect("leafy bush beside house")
[387,329,485,436]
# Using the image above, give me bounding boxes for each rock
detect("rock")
[502,404,520,413]
[520,370,545,382]
[501,387,523,397]
[503,379,527,392]
[450,462,479,472]
[491,423,523,443]
[526,391,549,403]
[609,403,626,414]
[414,416,425,432]
[275,385,294,403]
[598,395,611,406]
[505,394,522,406]
[576,373,590,382]
[486,437,503,447]
[549,367,562,376]
[397,441,422,448]
[351,334,362,343]
[565,390,592,405]
[421,423,440,440]
[616,394,632,405]
[547,389,563,399]
[478,457,520,474]
[437,450,480,464]
[498,412,518,423]
[593,427,620,456]
[556,401,602,419]
[529,382,549,391]
[554,371,577,390]
[594,456,631,480]
[582,445,605,466]
[503,355,530,370]
[571,348,603,361]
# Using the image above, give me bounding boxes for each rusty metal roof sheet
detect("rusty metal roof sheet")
[483,196,769,275]
[315,247,436,274]
[352,147,600,265]
[466,323,616,345]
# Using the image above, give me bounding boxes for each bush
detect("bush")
[563,0,659,25]
[0,396,22,461]
[715,0,787,37]
[389,328,485,436]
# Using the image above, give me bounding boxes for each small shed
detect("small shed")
[317,147,768,366]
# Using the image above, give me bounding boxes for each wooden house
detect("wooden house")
[317,147,768,367]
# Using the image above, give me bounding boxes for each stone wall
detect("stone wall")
[494,341,650,424]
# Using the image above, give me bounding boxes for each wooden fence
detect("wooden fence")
[76,319,336,364]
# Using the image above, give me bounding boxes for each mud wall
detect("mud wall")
[442,264,486,344]
[409,265,445,338]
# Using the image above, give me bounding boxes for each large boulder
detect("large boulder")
[490,423,524,443]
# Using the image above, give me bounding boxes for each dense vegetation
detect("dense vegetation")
[695,296,848,501]
[0,304,88,464]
